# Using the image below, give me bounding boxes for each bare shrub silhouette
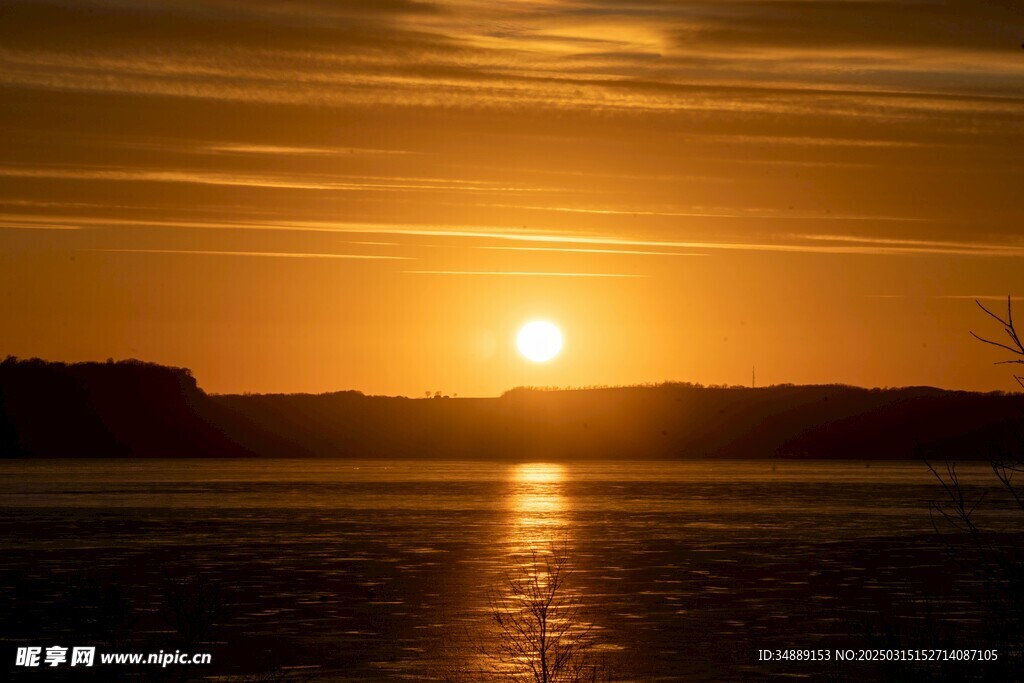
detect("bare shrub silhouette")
[925,296,1024,671]
[439,544,614,682]
[485,545,610,683]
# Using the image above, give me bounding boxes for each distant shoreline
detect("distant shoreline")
[2,358,1022,460]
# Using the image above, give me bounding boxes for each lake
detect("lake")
[0,459,1014,680]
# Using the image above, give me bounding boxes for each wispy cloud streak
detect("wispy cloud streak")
[476,245,706,257]
[403,270,642,277]
[84,249,411,260]
[0,166,553,194]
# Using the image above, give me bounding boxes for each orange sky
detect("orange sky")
[1,0,1023,396]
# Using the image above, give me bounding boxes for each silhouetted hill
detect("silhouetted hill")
[0,357,248,458]
[2,358,1023,459]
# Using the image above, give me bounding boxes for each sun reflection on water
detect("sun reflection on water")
[509,462,569,551]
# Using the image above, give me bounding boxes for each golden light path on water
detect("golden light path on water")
[499,463,627,678]
[508,463,569,552]
[458,462,620,681]
[454,464,574,679]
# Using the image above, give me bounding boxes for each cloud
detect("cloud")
[10,212,1024,259]
[472,202,925,222]
[1,0,1022,276]
[84,248,411,260]
[664,0,1024,53]
[866,294,1021,300]
[202,143,422,157]
[402,270,643,277]
[3,0,1020,117]
[476,245,706,256]
[0,165,554,194]
[0,0,446,53]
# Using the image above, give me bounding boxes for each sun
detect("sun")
[516,321,563,363]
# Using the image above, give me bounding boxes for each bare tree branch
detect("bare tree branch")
[475,543,610,683]
[972,296,1024,361]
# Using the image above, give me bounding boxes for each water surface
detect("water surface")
[0,459,1007,680]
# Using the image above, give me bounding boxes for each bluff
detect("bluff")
[2,358,1022,460]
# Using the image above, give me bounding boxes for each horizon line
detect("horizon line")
[2,355,1013,399]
